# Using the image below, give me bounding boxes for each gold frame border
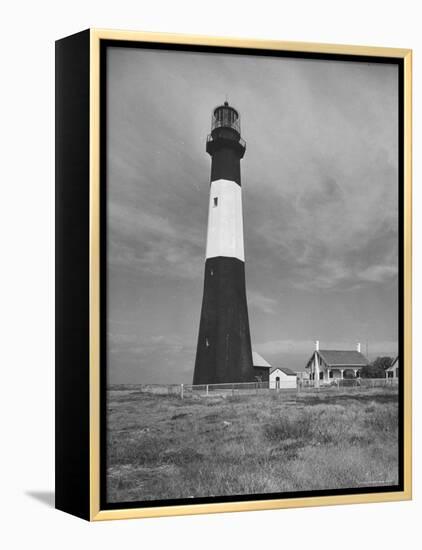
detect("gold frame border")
[89,29,412,521]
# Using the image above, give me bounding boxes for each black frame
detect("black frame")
[56,29,91,520]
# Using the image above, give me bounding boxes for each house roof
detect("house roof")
[252,351,271,368]
[386,356,399,370]
[270,367,296,376]
[306,349,369,369]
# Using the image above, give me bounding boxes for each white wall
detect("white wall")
[386,363,399,379]
[206,179,245,261]
[1,1,420,549]
[270,370,297,389]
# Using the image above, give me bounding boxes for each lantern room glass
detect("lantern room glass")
[211,102,241,135]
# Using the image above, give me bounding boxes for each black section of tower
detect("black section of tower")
[193,103,255,385]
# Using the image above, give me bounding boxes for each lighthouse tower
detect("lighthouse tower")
[193,102,255,385]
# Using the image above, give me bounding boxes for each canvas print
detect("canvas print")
[105,45,400,506]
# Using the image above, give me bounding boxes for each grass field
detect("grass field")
[106,385,399,503]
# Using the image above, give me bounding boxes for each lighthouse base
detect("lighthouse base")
[193,256,255,385]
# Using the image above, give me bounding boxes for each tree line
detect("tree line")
[360,356,395,379]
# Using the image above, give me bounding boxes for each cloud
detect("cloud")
[108,202,204,280]
[357,264,398,283]
[108,330,198,384]
[255,339,398,358]
[255,339,313,355]
[248,290,279,314]
[109,332,195,354]
[246,163,398,293]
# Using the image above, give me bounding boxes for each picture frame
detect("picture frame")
[55,28,412,521]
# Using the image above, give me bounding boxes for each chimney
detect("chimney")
[315,340,320,351]
[357,342,361,353]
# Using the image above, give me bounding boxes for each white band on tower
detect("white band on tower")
[205,178,245,262]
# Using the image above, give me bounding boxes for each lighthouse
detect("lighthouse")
[193,102,255,385]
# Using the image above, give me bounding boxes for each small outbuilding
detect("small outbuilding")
[385,356,399,379]
[252,351,271,383]
[269,367,297,389]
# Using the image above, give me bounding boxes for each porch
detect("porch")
[309,367,361,381]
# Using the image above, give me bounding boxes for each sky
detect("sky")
[106,46,399,384]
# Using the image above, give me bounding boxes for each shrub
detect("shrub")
[339,378,358,387]
[264,411,313,442]
[360,364,385,379]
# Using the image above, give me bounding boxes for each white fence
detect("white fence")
[122,378,398,400]
[180,378,398,398]
[299,378,399,390]
[181,381,271,399]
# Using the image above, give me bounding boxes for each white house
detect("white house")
[305,341,369,387]
[269,367,297,389]
[385,356,399,379]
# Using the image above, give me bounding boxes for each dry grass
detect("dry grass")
[106,386,399,503]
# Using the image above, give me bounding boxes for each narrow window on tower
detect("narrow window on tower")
[205,337,210,347]
[213,197,218,207]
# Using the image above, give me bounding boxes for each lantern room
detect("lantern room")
[206,101,246,158]
[211,101,241,134]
